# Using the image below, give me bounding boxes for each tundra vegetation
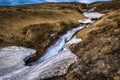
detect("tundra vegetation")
[0,0,120,80]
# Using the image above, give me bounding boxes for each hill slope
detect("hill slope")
[0,1,120,80]
[46,0,120,80]
[0,2,86,62]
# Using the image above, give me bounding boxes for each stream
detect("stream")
[0,7,105,80]
[37,25,85,62]
[37,7,104,63]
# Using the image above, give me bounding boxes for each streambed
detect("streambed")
[0,7,105,80]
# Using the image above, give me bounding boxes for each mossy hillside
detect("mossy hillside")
[0,2,86,62]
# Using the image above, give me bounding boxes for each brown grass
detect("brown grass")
[68,10,120,80]
[40,1,120,80]
[88,0,120,13]
[0,2,86,62]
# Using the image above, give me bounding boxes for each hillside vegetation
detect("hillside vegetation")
[0,2,86,62]
[46,0,120,80]
[69,10,120,80]
[0,0,120,79]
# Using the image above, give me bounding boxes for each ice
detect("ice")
[79,18,93,24]
[37,25,85,62]
[83,12,105,19]
[0,48,77,80]
[0,7,105,80]
[0,46,36,76]
[86,7,96,13]
[37,7,105,63]
[64,36,82,50]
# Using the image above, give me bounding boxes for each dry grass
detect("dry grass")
[0,2,86,62]
[68,10,120,80]
[46,1,120,79]
[88,0,120,13]
[71,9,120,56]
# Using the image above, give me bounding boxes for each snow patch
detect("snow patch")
[83,12,105,19]
[0,48,77,80]
[37,25,85,62]
[79,18,93,24]
[0,7,105,80]
[0,46,36,76]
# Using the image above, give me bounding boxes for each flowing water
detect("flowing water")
[37,7,104,63]
[0,7,105,80]
[37,25,85,62]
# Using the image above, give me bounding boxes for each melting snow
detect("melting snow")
[0,7,105,80]
[0,47,77,80]
[86,7,96,13]
[0,46,36,77]
[79,18,93,24]
[37,25,85,62]
[83,12,105,19]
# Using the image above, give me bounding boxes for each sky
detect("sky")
[0,0,111,6]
